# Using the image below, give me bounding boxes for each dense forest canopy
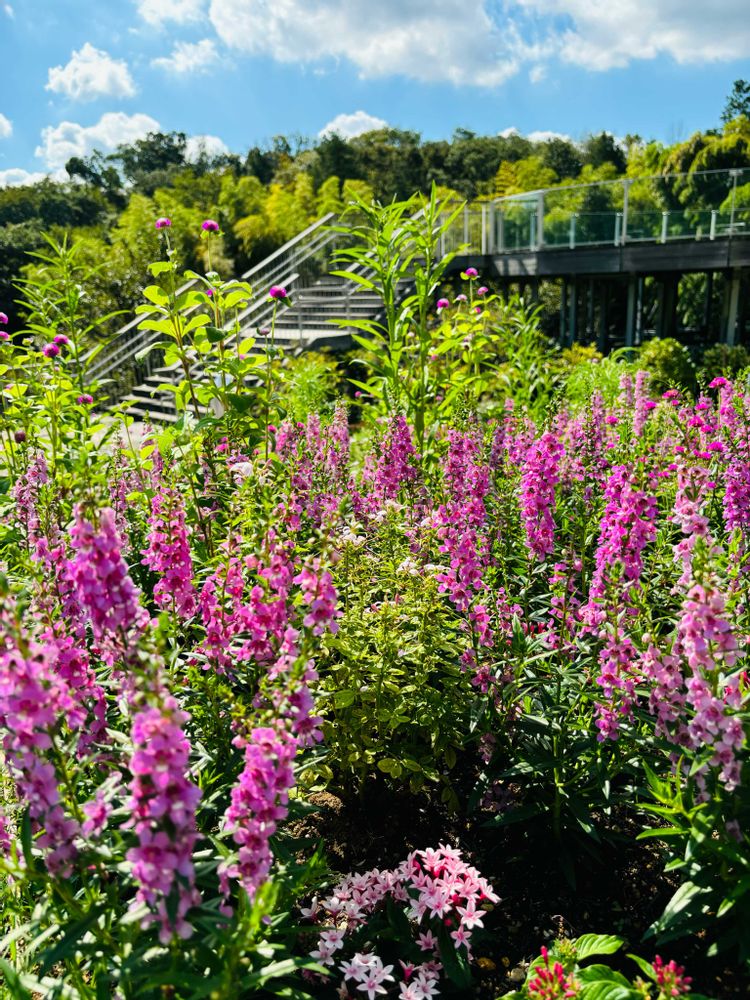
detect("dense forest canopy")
[2,82,750,334]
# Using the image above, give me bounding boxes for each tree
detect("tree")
[111,131,188,194]
[582,132,626,173]
[722,79,750,124]
[539,137,583,180]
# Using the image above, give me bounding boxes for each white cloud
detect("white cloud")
[152,39,219,75]
[46,43,136,102]
[206,1,750,87]
[3,4,13,17]
[36,111,160,170]
[528,130,573,143]
[319,110,388,140]
[0,113,11,138]
[208,0,524,87]
[0,168,48,187]
[185,133,229,160]
[136,0,205,26]
[515,0,750,70]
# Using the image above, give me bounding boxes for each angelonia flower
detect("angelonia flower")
[201,219,220,232]
[70,506,149,667]
[124,695,202,943]
[42,342,60,358]
[269,285,288,300]
[154,217,171,229]
[76,393,94,405]
[519,431,565,561]
[436,297,450,310]
[0,610,80,875]
[220,723,298,903]
[142,482,197,620]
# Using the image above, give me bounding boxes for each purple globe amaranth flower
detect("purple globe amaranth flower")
[42,342,60,358]
[53,334,69,346]
[455,294,468,303]
[13,430,25,443]
[0,311,8,324]
[201,219,220,232]
[437,298,450,310]
[463,267,479,279]
[0,331,9,342]
[76,393,94,405]
[477,286,488,296]
[269,285,288,300]
[155,217,171,230]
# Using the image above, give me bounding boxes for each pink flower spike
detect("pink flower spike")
[155,217,171,230]
[201,219,220,232]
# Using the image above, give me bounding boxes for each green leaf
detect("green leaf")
[0,959,33,999]
[142,284,169,306]
[579,984,639,1000]
[575,934,625,961]
[578,965,630,986]
[148,261,174,276]
[625,954,655,981]
[333,690,356,709]
[226,392,254,414]
[206,325,226,344]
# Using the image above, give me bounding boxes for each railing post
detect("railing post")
[529,213,536,251]
[498,209,505,253]
[481,203,488,255]
[622,179,630,244]
[710,210,717,240]
[614,213,622,246]
[487,203,495,254]
[537,192,545,249]
[661,211,669,244]
[569,213,577,250]
[463,206,470,246]
[730,168,740,235]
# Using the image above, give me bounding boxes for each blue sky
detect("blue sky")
[2,0,749,186]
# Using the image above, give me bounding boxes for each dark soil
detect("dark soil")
[290,782,749,1000]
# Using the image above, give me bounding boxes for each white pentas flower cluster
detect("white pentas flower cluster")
[301,844,498,999]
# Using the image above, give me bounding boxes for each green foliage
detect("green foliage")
[698,342,750,381]
[637,338,697,395]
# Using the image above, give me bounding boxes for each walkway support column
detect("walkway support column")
[726,268,742,346]
[625,275,637,348]
[560,279,568,346]
[568,277,578,347]
[658,273,679,340]
[597,282,609,354]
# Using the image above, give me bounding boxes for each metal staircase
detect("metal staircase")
[88,212,411,423]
